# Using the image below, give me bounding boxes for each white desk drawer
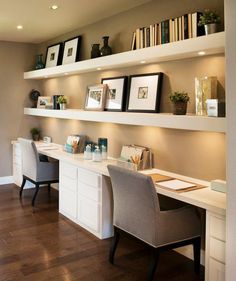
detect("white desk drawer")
[210,237,225,263]
[60,175,77,192]
[78,168,100,188]
[210,215,226,241]
[60,162,77,180]
[209,258,225,281]
[78,195,100,232]
[78,182,100,202]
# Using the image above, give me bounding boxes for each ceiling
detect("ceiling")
[0,0,150,44]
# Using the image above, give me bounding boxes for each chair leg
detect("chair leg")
[19,176,26,198]
[32,184,40,207]
[109,227,120,264]
[148,248,159,281]
[193,236,201,274]
[48,183,51,195]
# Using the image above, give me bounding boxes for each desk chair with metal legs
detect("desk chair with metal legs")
[108,165,201,281]
[19,138,59,206]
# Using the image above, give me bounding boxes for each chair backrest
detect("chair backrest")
[18,138,39,181]
[108,165,161,247]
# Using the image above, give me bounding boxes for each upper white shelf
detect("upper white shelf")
[24,32,225,80]
[24,108,226,133]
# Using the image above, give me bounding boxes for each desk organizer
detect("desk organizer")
[65,143,79,154]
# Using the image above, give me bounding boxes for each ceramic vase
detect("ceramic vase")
[91,44,100,58]
[35,54,45,70]
[100,36,112,56]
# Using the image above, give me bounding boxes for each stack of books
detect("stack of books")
[131,12,205,50]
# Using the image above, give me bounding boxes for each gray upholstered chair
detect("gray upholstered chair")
[19,138,59,206]
[107,165,201,281]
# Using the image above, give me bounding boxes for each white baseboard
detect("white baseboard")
[0,176,14,185]
[175,246,205,266]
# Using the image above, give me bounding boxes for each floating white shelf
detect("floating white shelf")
[24,32,225,80]
[24,108,226,133]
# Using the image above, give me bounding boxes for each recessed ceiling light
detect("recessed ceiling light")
[17,25,23,30]
[97,67,102,71]
[64,73,68,75]
[140,60,146,64]
[198,51,206,56]
[50,5,59,10]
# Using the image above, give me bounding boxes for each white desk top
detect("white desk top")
[13,141,226,216]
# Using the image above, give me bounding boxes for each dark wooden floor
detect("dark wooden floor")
[0,184,204,281]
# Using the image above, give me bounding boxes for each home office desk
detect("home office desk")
[12,141,226,281]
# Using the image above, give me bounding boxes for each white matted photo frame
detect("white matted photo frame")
[101,76,127,111]
[62,36,82,65]
[127,72,163,113]
[84,84,107,111]
[37,96,52,109]
[45,43,63,68]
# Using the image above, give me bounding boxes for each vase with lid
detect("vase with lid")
[100,36,112,56]
[35,54,45,70]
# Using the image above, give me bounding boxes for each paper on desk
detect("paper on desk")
[157,179,196,190]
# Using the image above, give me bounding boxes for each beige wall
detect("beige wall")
[29,0,226,181]
[0,41,40,177]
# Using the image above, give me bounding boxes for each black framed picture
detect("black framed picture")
[126,72,163,113]
[101,76,127,111]
[45,43,63,68]
[62,36,82,65]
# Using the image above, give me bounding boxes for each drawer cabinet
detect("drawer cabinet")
[206,211,226,281]
[59,161,113,239]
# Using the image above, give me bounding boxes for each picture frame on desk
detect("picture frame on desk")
[101,76,128,111]
[45,42,64,68]
[126,72,163,113]
[84,84,107,111]
[62,36,82,65]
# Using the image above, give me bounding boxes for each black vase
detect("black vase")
[100,36,112,56]
[35,54,45,70]
[91,44,100,59]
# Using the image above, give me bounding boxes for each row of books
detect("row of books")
[131,12,204,50]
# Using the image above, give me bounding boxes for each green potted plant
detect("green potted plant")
[58,95,67,110]
[170,91,190,115]
[30,127,40,141]
[198,9,221,35]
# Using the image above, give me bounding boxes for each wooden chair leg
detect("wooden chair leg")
[193,236,201,274]
[148,248,159,281]
[32,184,40,207]
[19,176,26,198]
[109,227,120,264]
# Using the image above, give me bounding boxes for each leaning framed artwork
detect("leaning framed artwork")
[84,84,107,111]
[45,43,63,68]
[62,36,82,65]
[101,76,127,111]
[126,72,163,113]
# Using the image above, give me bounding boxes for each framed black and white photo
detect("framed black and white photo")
[45,43,63,68]
[101,76,127,111]
[62,36,81,65]
[84,84,107,111]
[127,72,163,113]
[37,96,52,109]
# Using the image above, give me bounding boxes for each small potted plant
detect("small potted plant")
[30,127,40,141]
[170,91,190,115]
[58,95,67,110]
[198,9,221,35]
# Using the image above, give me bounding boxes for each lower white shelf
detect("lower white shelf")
[24,108,226,133]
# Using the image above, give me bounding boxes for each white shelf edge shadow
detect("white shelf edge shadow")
[24,108,226,133]
[24,32,225,80]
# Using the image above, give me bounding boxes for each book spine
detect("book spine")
[135,28,140,49]
[178,17,182,40]
[146,27,150,47]
[192,12,204,37]
[188,13,192,38]
[184,14,188,39]
[131,32,136,50]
